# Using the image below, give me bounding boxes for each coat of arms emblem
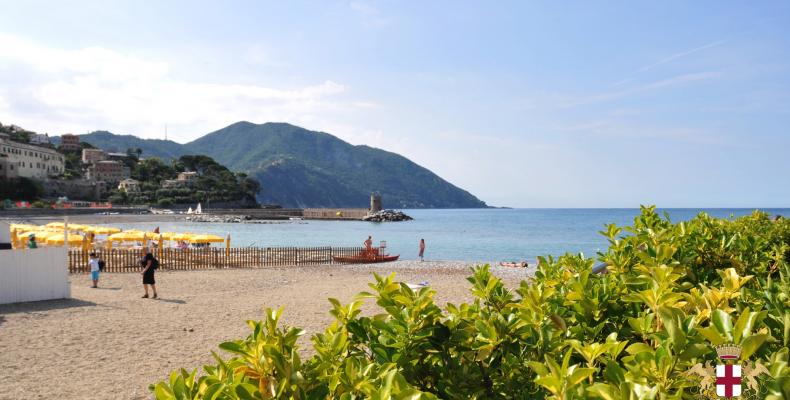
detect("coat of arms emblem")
[686,343,770,398]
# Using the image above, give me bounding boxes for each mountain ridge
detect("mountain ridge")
[68,122,488,209]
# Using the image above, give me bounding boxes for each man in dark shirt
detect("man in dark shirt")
[140,247,158,299]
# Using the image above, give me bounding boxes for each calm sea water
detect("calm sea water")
[106,208,789,262]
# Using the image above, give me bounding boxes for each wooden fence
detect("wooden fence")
[68,246,368,273]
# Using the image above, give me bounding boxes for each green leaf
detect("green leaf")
[740,333,772,360]
[712,310,733,342]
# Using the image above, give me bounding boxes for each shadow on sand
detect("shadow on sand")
[155,298,186,304]
[0,298,98,315]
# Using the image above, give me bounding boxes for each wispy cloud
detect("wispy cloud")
[637,40,727,73]
[553,71,723,108]
[612,40,727,87]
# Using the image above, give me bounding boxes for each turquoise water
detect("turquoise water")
[106,208,789,262]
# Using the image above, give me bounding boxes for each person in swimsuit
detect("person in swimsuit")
[419,239,425,261]
[499,260,528,268]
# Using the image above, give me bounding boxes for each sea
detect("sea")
[100,208,790,263]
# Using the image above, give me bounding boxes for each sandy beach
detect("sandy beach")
[0,261,533,400]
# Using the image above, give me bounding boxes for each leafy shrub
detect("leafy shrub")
[0,177,44,200]
[31,200,49,208]
[151,207,790,399]
[157,197,174,207]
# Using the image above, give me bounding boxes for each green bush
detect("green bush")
[31,200,49,208]
[157,197,174,207]
[151,207,790,399]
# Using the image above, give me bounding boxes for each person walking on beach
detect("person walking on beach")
[419,239,426,261]
[140,247,158,299]
[88,252,100,288]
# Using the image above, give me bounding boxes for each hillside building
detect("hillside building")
[59,134,80,152]
[85,160,129,184]
[0,134,65,179]
[82,148,106,164]
[118,178,141,193]
[162,171,199,189]
[177,171,198,182]
[29,133,51,145]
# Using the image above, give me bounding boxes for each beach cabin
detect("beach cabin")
[0,221,70,304]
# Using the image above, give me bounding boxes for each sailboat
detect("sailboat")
[187,207,193,214]
[196,203,202,214]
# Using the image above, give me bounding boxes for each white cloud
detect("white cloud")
[0,34,352,142]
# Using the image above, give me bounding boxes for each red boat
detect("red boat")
[332,254,400,263]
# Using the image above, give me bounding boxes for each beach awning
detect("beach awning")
[186,234,225,243]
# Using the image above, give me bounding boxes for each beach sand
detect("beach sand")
[0,261,533,400]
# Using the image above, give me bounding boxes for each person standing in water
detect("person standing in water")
[419,239,426,261]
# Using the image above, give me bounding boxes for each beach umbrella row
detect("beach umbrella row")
[9,222,229,249]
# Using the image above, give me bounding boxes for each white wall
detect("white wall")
[0,221,10,243]
[0,247,70,304]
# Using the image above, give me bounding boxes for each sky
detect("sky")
[0,1,788,208]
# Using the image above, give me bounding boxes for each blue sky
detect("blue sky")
[0,1,788,207]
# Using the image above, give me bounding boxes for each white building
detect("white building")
[118,178,141,193]
[0,133,65,179]
[29,133,51,145]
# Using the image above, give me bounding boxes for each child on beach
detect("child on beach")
[140,247,158,299]
[88,253,100,288]
[419,239,425,261]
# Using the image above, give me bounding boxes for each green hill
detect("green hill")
[74,122,487,208]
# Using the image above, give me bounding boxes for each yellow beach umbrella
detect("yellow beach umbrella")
[45,222,66,228]
[10,223,38,231]
[45,233,85,246]
[87,226,122,235]
[18,230,56,240]
[66,224,89,231]
[160,232,188,241]
[108,231,154,242]
[186,234,225,243]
